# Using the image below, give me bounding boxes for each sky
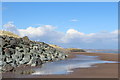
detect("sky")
[1,0,119,2]
[1,2,118,49]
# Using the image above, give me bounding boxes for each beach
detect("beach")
[2,52,119,78]
[2,1,118,79]
[29,52,118,78]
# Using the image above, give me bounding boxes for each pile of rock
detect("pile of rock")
[0,36,68,72]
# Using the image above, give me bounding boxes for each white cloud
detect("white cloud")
[111,30,119,34]
[18,25,63,43]
[3,21,19,35]
[19,25,54,37]
[2,22,118,49]
[70,19,79,22]
[66,29,84,35]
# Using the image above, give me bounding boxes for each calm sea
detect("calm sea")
[85,49,118,54]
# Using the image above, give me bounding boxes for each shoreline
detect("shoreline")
[69,52,118,61]
[31,52,118,78]
[2,52,119,78]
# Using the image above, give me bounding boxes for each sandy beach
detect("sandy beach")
[2,2,118,80]
[2,52,119,78]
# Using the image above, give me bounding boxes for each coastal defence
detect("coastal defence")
[0,35,68,73]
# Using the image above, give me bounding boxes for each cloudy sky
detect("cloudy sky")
[2,2,118,49]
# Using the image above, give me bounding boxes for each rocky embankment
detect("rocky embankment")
[0,35,68,72]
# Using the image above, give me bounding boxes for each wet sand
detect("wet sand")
[31,63,118,78]
[71,52,118,61]
[2,52,119,78]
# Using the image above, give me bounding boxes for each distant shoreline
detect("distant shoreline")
[84,49,118,54]
[69,52,118,61]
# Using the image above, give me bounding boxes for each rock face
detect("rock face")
[0,35,68,72]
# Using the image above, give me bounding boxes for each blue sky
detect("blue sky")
[2,2,118,33]
[2,2,118,49]
[2,0,119,2]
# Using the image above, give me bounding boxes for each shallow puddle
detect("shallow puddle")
[32,55,117,75]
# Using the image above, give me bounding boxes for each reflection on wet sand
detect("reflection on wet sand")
[32,55,117,75]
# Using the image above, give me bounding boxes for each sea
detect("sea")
[85,49,119,54]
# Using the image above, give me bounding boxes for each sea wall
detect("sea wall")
[0,36,68,72]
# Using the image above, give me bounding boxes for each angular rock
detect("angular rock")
[20,69,35,74]
[10,39,17,46]
[2,64,14,72]
[5,36,10,42]
[6,58,13,63]
[4,48,11,57]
